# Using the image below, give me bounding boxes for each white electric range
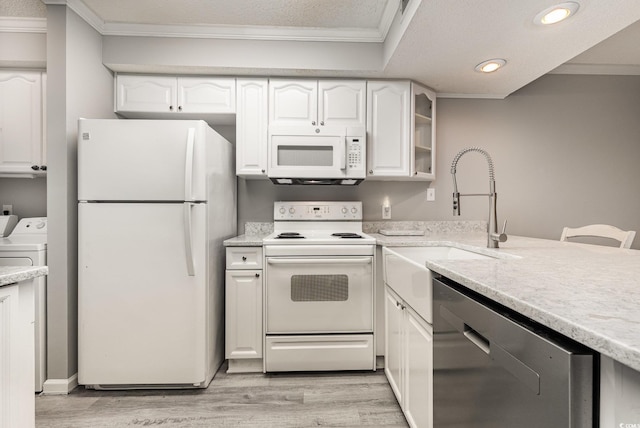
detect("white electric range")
[262,201,376,372]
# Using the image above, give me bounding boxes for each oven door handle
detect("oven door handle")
[267,258,372,265]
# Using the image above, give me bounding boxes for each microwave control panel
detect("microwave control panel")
[346,136,365,177]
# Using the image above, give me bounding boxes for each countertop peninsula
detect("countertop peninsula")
[375,232,640,372]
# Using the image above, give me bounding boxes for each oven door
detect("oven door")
[268,133,347,179]
[265,256,374,333]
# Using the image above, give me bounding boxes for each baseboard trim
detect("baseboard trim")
[42,373,78,395]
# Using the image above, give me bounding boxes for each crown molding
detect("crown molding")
[42,0,395,43]
[0,17,46,33]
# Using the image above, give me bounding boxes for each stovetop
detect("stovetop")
[263,229,376,245]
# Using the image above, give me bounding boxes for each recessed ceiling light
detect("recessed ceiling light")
[474,59,506,73]
[535,2,580,25]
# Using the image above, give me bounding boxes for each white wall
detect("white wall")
[45,4,115,388]
[238,74,640,249]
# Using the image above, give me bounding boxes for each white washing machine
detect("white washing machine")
[0,217,47,392]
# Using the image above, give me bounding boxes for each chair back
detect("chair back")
[560,224,636,249]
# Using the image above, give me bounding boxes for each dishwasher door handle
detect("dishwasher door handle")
[463,327,490,354]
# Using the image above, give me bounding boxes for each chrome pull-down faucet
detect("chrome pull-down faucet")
[451,147,507,248]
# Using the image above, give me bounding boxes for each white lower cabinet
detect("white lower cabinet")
[225,247,263,373]
[0,279,35,428]
[385,285,433,428]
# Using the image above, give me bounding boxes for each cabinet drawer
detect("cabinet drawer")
[226,247,263,269]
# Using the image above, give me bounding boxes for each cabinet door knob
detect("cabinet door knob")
[311,121,316,125]
[369,170,373,174]
[31,165,40,171]
[178,106,183,111]
[169,105,174,111]
[255,273,260,278]
[261,169,265,173]
[320,121,324,126]
[242,256,247,261]
[40,165,47,171]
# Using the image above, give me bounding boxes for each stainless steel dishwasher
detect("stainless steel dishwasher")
[433,277,596,427]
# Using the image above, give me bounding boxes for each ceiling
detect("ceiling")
[35,0,640,97]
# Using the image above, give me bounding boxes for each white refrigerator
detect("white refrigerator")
[77,119,236,389]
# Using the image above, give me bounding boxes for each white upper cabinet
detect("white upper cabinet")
[177,77,235,114]
[366,80,436,181]
[269,79,365,129]
[236,79,268,178]
[0,70,46,176]
[115,75,175,113]
[115,74,235,124]
[367,80,411,178]
[318,80,366,128]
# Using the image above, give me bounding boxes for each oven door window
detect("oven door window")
[291,274,349,301]
[266,257,373,334]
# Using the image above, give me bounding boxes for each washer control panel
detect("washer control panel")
[274,202,362,221]
[11,217,47,235]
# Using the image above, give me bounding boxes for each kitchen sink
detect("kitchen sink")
[386,246,495,263]
[382,246,496,323]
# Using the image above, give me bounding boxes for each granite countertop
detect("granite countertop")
[224,233,268,247]
[376,232,640,372]
[0,266,48,287]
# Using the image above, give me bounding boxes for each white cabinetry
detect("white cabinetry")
[0,279,35,428]
[115,74,236,124]
[225,247,263,373]
[385,285,433,428]
[0,70,46,176]
[366,80,436,180]
[269,79,366,128]
[236,79,268,177]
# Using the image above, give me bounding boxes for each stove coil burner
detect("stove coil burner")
[331,232,363,239]
[275,232,306,239]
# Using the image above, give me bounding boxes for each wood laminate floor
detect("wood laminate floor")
[35,363,408,427]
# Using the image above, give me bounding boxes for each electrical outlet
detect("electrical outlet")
[427,188,436,201]
[2,205,12,215]
[382,202,391,219]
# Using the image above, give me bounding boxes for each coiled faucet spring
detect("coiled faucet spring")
[450,147,507,248]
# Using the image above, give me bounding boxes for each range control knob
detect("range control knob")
[351,207,358,214]
[289,207,296,214]
[279,207,286,215]
[36,221,46,229]
[341,207,348,214]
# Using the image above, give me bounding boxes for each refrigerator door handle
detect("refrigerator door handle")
[183,202,196,276]
[184,128,196,201]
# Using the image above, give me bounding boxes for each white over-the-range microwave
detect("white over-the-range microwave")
[268,126,366,185]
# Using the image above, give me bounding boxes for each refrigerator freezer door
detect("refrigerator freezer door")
[78,202,208,386]
[77,119,208,202]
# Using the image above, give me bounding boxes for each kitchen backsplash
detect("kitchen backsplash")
[243,220,487,236]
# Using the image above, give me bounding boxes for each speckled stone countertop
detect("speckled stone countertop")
[377,232,640,372]
[0,266,48,287]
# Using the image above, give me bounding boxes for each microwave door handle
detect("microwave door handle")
[340,137,347,170]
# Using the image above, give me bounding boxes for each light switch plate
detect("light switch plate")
[427,188,436,201]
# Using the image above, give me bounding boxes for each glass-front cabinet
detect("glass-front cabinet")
[412,83,435,180]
